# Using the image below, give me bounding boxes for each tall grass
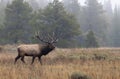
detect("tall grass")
[0,45,119,79]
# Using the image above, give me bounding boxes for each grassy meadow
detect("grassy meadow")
[0,45,120,79]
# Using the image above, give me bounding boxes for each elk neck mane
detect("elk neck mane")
[40,44,54,55]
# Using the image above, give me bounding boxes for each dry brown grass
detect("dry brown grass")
[0,45,119,79]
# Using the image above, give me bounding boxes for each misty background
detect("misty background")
[0,0,120,48]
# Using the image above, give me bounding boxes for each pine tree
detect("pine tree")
[62,0,81,23]
[82,0,108,46]
[3,0,33,44]
[103,0,113,46]
[85,30,99,47]
[111,6,120,47]
[28,0,39,10]
[0,1,6,26]
[104,0,113,16]
[31,0,80,47]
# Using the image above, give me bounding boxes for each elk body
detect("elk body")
[14,32,57,64]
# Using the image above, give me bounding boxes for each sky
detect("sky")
[79,0,120,6]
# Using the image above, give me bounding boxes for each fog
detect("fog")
[0,0,120,47]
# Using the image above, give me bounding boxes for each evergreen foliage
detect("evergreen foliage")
[111,6,120,47]
[0,0,120,47]
[81,0,108,46]
[31,0,80,47]
[3,0,33,43]
[85,30,99,47]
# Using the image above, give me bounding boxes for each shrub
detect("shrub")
[54,54,66,61]
[79,54,89,61]
[93,53,108,60]
[70,72,91,79]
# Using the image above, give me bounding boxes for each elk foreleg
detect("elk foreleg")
[21,56,25,63]
[14,55,21,64]
[38,56,42,65]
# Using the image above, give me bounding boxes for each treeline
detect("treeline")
[0,0,119,48]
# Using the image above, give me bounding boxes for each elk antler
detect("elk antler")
[51,32,58,43]
[35,32,49,43]
[35,31,58,44]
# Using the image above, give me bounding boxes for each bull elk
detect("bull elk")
[14,32,58,65]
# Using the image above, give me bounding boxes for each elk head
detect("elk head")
[35,31,58,54]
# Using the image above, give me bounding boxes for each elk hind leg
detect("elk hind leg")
[21,56,25,63]
[31,56,35,64]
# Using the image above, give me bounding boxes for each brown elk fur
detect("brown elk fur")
[14,44,55,64]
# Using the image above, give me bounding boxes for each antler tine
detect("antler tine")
[46,33,51,42]
[47,32,53,42]
[51,32,58,43]
[35,32,38,36]
[35,31,58,44]
[35,32,37,36]
[35,31,49,43]
[49,32,54,43]
[52,32,55,37]
[35,31,40,38]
